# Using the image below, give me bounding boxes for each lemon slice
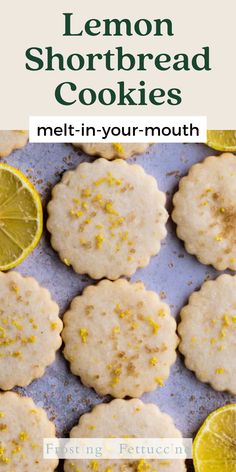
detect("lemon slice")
[193,404,236,472]
[0,163,43,270]
[207,131,236,152]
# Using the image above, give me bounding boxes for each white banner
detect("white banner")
[29,115,207,143]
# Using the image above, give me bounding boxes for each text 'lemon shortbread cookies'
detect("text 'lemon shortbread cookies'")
[62,279,178,397]
[178,274,236,394]
[64,399,186,472]
[0,271,62,390]
[0,392,58,471]
[0,131,28,158]
[73,143,151,160]
[172,153,236,270]
[47,159,167,279]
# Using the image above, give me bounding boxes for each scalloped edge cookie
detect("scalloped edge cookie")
[172,153,236,270]
[72,143,151,160]
[64,399,186,472]
[0,271,62,390]
[47,158,168,280]
[0,391,58,471]
[0,131,29,157]
[62,279,178,398]
[178,274,236,394]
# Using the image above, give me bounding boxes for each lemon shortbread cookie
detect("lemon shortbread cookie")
[172,153,236,270]
[0,271,62,390]
[178,274,236,394]
[0,391,58,471]
[0,131,29,157]
[64,399,186,472]
[62,279,178,397]
[47,159,167,279]
[73,143,151,160]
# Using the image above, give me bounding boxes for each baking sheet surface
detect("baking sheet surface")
[5,142,235,470]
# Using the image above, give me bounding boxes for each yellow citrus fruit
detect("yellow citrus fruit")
[207,130,236,152]
[0,163,43,270]
[193,404,236,472]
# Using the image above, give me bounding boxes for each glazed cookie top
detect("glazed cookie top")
[62,279,178,398]
[0,131,28,157]
[178,274,236,394]
[0,271,62,390]
[172,153,236,270]
[47,159,167,279]
[73,143,151,160]
[64,399,186,472]
[0,391,58,471]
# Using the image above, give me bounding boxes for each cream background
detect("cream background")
[0,0,235,128]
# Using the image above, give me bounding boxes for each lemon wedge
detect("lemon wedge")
[207,131,236,152]
[193,404,236,472]
[0,163,43,270]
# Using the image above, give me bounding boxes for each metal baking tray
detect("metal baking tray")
[4,142,235,471]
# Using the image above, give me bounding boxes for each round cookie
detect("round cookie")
[0,131,28,157]
[178,274,236,394]
[62,279,178,397]
[172,153,236,270]
[64,399,186,472]
[0,271,62,390]
[72,143,151,160]
[47,158,167,279]
[0,391,58,471]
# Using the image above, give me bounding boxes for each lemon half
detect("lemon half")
[207,131,236,152]
[193,404,236,472]
[0,163,43,270]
